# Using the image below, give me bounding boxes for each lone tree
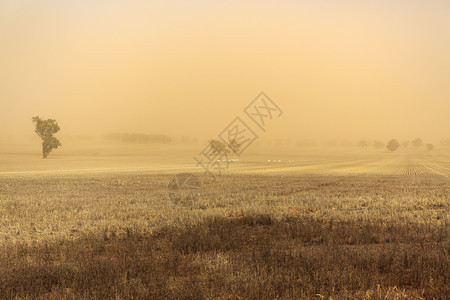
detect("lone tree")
[386,139,400,152]
[228,138,241,154]
[412,138,423,147]
[426,144,434,151]
[358,140,368,148]
[32,116,62,158]
[208,140,230,155]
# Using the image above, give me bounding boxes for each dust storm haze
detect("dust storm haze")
[1,0,449,143]
[2,2,450,298]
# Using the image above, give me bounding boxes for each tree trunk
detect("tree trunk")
[42,143,48,158]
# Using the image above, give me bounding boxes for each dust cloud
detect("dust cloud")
[1,0,449,145]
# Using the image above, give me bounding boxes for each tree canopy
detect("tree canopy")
[386,139,400,152]
[209,140,230,155]
[412,138,423,147]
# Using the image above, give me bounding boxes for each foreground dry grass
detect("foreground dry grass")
[0,215,447,299]
[0,170,448,299]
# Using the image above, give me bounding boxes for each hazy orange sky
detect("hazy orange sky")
[1,0,449,142]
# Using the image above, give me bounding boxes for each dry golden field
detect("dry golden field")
[3,0,449,298]
[0,142,448,299]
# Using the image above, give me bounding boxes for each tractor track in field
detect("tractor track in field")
[379,152,450,201]
[417,159,450,180]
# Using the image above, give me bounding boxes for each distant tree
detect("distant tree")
[121,133,172,144]
[401,141,410,147]
[373,140,385,148]
[411,138,423,147]
[32,116,62,158]
[358,140,368,148]
[209,140,230,155]
[386,139,400,152]
[426,144,434,151]
[228,138,241,154]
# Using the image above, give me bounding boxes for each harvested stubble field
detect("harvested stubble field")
[0,145,448,299]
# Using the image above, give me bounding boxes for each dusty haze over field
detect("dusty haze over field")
[1,0,449,142]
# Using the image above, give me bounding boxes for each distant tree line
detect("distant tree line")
[104,133,172,144]
[258,138,443,150]
[354,137,437,153]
